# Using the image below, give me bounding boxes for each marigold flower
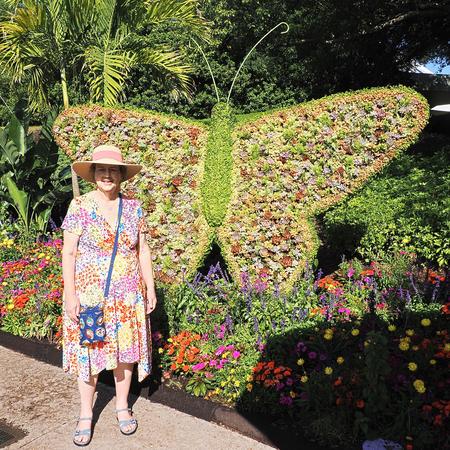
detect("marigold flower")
[300,375,308,383]
[421,318,431,327]
[297,358,305,366]
[351,329,360,336]
[289,391,296,398]
[413,379,426,394]
[399,341,410,351]
[246,383,253,392]
[336,356,344,364]
[408,362,418,371]
[324,332,333,340]
[429,359,436,365]
[324,367,333,375]
[158,347,163,354]
[388,324,396,332]
[406,329,414,336]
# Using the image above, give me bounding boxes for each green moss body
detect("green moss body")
[200,102,235,227]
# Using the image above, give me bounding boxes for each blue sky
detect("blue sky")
[425,61,450,74]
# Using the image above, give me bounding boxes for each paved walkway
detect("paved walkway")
[0,345,273,449]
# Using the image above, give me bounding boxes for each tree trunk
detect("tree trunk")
[61,66,80,198]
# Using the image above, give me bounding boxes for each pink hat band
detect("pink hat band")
[93,150,123,162]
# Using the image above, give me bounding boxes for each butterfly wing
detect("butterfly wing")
[217,86,429,293]
[53,105,212,288]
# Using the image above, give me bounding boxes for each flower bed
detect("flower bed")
[0,232,448,449]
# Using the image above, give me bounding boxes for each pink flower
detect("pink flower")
[232,350,241,359]
[215,345,226,356]
[192,362,206,371]
[209,359,217,367]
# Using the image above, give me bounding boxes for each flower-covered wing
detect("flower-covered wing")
[53,105,212,287]
[217,86,429,293]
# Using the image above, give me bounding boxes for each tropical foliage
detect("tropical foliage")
[0,0,209,111]
[0,105,72,239]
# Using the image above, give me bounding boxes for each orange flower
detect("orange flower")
[334,377,343,387]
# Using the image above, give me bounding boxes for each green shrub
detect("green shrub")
[322,139,450,267]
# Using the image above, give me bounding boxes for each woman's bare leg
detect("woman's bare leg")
[113,362,135,433]
[75,374,98,444]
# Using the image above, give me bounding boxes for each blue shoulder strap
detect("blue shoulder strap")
[104,192,123,298]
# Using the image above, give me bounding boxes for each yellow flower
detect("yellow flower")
[230,368,235,374]
[246,374,253,382]
[402,336,411,343]
[351,329,360,336]
[429,359,436,365]
[220,381,226,387]
[388,324,396,332]
[158,348,163,354]
[364,341,369,348]
[7,304,14,310]
[300,375,308,383]
[246,383,253,392]
[445,344,450,352]
[2,281,7,286]
[38,252,45,258]
[406,329,414,336]
[399,341,410,351]
[412,345,419,351]
[234,380,240,387]
[324,367,333,375]
[420,318,431,327]
[336,356,344,364]
[325,328,333,334]
[324,332,333,340]
[289,391,296,398]
[167,338,173,342]
[297,358,305,366]
[45,256,50,260]
[413,379,426,394]
[408,362,418,372]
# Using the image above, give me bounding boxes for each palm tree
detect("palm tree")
[0,0,210,195]
[0,0,210,110]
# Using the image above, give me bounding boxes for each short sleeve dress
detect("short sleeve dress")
[61,190,152,383]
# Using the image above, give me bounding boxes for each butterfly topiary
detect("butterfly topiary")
[53,23,429,294]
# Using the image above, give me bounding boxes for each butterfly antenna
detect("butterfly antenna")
[191,38,220,103]
[226,22,289,105]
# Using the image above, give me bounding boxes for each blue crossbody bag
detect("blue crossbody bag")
[79,193,123,346]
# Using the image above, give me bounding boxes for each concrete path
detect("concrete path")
[0,345,273,449]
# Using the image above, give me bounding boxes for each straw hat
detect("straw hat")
[72,144,142,183]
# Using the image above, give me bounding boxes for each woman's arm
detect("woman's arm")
[62,230,80,323]
[137,230,157,313]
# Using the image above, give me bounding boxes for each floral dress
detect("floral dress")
[61,190,152,382]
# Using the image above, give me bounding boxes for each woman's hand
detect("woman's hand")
[145,290,157,315]
[65,295,80,323]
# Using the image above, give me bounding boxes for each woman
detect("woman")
[61,144,157,446]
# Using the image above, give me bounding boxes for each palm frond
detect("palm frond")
[139,46,194,101]
[144,0,210,42]
[83,36,136,105]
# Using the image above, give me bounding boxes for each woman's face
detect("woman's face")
[94,164,122,193]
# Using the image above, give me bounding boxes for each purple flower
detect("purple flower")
[279,395,293,406]
[308,351,317,360]
[347,267,355,278]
